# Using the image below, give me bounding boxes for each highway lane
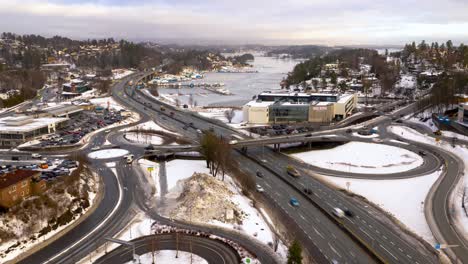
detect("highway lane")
[119,74,443,263]
[94,233,241,264]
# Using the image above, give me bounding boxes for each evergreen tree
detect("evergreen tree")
[287,240,302,264]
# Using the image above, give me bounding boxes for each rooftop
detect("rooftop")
[0,115,69,133]
[0,170,39,189]
[337,93,356,103]
[43,104,82,117]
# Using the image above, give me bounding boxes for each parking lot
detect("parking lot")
[38,109,124,147]
[248,124,317,136]
[0,158,78,182]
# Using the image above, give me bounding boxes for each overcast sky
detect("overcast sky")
[1,0,467,46]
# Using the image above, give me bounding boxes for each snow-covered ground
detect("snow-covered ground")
[138,159,160,197]
[125,132,164,145]
[88,148,129,159]
[112,69,134,80]
[165,159,209,190]
[164,159,287,261]
[0,168,99,263]
[198,108,243,124]
[319,170,441,243]
[126,250,207,264]
[389,125,468,240]
[442,130,468,141]
[122,120,180,136]
[291,142,423,174]
[89,96,125,111]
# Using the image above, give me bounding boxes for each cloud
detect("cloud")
[0,0,467,45]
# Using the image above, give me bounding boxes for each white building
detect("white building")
[242,101,273,124]
[0,115,68,147]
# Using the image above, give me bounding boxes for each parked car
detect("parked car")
[290,198,299,207]
[31,153,42,159]
[304,188,313,195]
[418,151,426,156]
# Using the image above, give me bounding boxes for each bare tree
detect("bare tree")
[224,109,235,123]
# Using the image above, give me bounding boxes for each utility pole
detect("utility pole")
[176,232,179,258]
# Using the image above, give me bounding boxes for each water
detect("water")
[156,55,302,107]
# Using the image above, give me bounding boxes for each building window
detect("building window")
[21,191,25,196]
[22,181,28,187]
[11,185,17,192]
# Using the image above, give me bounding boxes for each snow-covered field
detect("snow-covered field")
[126,250,207,264]
[389,125,468,240]
[319,170,441,243]
[291,142,423,174]
[88,148,129,159]
[198,108,243,124]
[125,132,164,145]
[122,120,180,136]
[89,97,124,111]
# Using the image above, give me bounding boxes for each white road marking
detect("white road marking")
[380,244,398,260]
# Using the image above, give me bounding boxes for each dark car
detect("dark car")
[145,145,154,150]
[418,151,426,156]
[346,129,352,133]
[344,209,354,217]
[304,188,313,195]
[256,171,264,178]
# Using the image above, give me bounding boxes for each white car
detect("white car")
[91,146,100,151]
[31,153,42,159]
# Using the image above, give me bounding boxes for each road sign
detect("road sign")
[147,167,154,172]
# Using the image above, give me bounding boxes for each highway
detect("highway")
[114,73,442,263]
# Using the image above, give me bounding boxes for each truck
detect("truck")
[332,208,345,218]
[286,165,300,177]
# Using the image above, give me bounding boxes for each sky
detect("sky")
[0,0,468,46]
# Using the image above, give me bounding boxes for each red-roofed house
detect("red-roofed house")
[0,170,46,208]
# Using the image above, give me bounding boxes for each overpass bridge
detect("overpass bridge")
[143,134,350,155]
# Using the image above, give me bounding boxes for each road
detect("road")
[114,73,442,263]
[94,233,241,264]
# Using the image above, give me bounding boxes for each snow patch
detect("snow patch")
[291,142,423,174]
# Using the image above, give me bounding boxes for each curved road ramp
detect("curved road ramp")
[94,233,242,264]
